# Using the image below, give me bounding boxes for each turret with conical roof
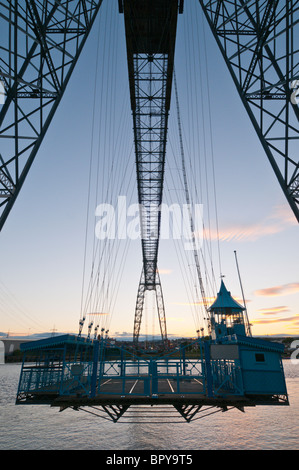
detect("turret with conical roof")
[208,280,247,340]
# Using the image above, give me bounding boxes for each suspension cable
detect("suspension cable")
[173,70,209,323]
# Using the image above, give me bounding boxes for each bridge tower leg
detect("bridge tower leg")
[133,268,167,349]
[0,0,104,230]
[198,0,299,222]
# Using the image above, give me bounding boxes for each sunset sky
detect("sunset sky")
[0,1,298,340]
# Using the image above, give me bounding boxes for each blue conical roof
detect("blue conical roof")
[208,280,245,311]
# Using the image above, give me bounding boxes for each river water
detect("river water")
[0,360,298,450]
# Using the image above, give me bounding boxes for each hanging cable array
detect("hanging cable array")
[78,1,136,340]
[173,70,209,326]
[161,3,225,337]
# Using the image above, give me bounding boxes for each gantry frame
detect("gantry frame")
[0,1,298,346]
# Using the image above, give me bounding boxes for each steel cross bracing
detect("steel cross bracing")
[0,2,297,228]
[133,267,167,344]
[0,0,104,230]
[198,0,299,222]
[121,0,182,345]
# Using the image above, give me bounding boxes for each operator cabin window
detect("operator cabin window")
[255,353,265,362]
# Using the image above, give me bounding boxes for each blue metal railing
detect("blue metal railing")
[17,337,246,401]
[95,355,206,397]
[211,359,244,396]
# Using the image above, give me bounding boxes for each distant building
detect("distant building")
[0,341,4,364]
[0,338,33,358]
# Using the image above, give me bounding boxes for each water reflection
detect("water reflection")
[0,361,298,450]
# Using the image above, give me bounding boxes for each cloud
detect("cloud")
[254,283,299,297]
[172,295,249,307]
[207,204,297,242]
[113,331,179,339]
[257,306,290,315]
[252,315,299,325]
[172,298,216,307]
[88,312,109,315]
[157,268,172,275]
[113,331,132,337]
[167,317,184,322]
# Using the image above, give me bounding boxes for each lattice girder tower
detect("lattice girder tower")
[199,0,299,222]
[121,0,183,347]
[0,0,104,230]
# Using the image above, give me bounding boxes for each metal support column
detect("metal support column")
[133,267,168,347]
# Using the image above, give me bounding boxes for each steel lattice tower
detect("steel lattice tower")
[199,0,299,223]
[0,0,104,230]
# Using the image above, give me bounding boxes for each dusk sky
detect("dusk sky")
[0,0,298,340]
